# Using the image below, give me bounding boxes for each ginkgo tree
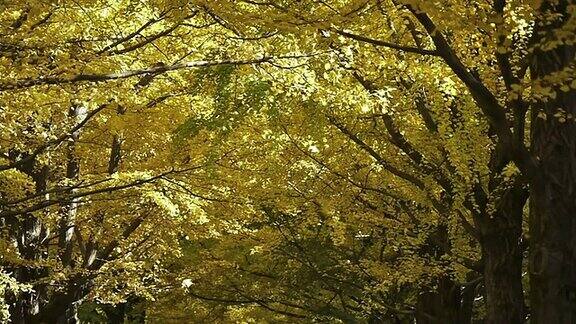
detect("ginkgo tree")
[145,51,496,322]
[1,0,575,323]
[193,0,575,322]
[0,0,298,322]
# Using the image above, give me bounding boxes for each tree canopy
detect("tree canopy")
[1,0,575,323]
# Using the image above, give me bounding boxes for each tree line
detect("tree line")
[1,0,575,322]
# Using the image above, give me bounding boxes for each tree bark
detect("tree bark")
[414,225,478,324]
[480,197,526,322]
[10,162,49,324]
[414,275,478,324]
[58,105,86,267]
[29,274,89,323]
[473,178,528,324]
[124,297,146,324]
[529,1,576,322]
[103,302,126,324]
[415,277,460,324]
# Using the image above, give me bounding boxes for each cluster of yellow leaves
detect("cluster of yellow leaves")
[2,0,573,322]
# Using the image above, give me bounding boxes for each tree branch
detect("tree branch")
[334,29,439,56]
[0,103,108,171]
[326,115,425,189]
[0,168,199,219]
[404,4,536,177]
[0,57,275,91]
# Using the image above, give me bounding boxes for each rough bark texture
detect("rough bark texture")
[529,1,576,322]
[467,130,529,323]
[468,128,529,323]
[58,105,86,268]
[479,182,527,324]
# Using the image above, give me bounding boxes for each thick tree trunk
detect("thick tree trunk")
[125,297,146,323]
[415,277,460,324]
[529,1,576,322]
[457,275,476,324]
[478,182,527,324]
[100,297,146,324]
[9,107,87,323]
[414,223,477,324]
[58,105,86,267]
[482,229,525,323]
[30,275,88,323]
[10,164,49,324]
[102,302,127,324]
[415,276,477,324]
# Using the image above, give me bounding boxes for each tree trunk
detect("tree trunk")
[529,1,576,322]
[10,164,49,323]
[481,227,525,323]
[415,283,456,324]
[102,302,126,324]
[125,297,146,324]
[415,276,474,324]
[478,181,527,324]
[58,105,86,267]
[30,275,88,323]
